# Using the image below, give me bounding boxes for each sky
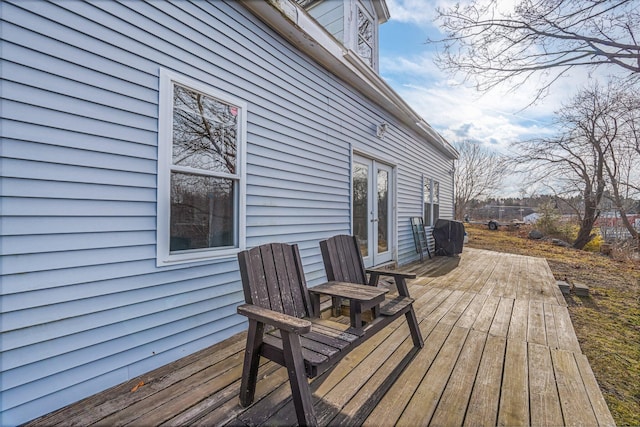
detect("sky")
[374,0,640,198]
[377,0,583,157]
[375,0,631,197]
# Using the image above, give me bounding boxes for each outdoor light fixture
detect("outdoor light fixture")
[376,122,388,138]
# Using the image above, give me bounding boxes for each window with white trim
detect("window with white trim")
[157,70,246,265]
[424,177,440,227]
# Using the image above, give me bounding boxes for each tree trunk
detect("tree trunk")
[574,215,597,249]
[573,175,604,250]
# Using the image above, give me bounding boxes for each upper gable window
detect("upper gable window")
[157,70,246,266]
[296,0,380,70]
[357,6,374,67]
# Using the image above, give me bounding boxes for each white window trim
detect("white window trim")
[157,69,247,266]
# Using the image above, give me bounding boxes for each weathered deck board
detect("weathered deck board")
[440,291,475,326]
[552,349,600,426]
[544,302,561,349]
[463,334,507,426]
[362,320,451,426]
[328,333,419,426]
[428,329,486,426]
[529,342,564,427]
[27,332,249,426]
[488,296,514,337]
[455,292,488,329]
[498,339,530,426]
[472,294,501,333]
[575,353,617,427]
[508,298,529,341]
[528,299,547,346]
[315,321,410,425]
[552,304,583,353]
[500,254,519,300]
[398,326,470,426]
[26,248,614,427]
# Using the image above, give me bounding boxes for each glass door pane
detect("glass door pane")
[353,155,394,266]
[377,168,389,253]
[352,161,369,257]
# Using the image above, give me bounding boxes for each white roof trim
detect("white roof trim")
[239,0,458,159]
[372,0,391,24]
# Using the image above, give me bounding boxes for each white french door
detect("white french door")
[352,154,394,267]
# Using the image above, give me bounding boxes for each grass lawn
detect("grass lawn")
[464,224,640,426]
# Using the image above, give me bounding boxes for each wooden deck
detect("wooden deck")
[27,248,615,426]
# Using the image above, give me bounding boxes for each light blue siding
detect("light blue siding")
[306,0,345,41]
[0,0,454,424]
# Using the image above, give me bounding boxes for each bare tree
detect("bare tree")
[170,87,239,250]
[513,94,608,249]
[618,84,640,156]
[454,140,508,220]
[430,0,640,101]
[514,82,640,249]
[589,84,640,245]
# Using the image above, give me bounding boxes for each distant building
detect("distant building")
[524,213,540,224]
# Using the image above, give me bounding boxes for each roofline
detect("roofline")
[239,0,458,160]
[373,0,391,24]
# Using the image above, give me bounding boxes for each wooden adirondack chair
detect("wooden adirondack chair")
[237,242,407,426]
[319,234,424,349]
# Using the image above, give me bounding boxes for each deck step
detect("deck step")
[557,280,571,295]
[573,282,590,296]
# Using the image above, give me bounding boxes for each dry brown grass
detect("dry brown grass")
[465,224,640,426]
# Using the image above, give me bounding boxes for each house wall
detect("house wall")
[0,0,454,424]
[306,0,345,42]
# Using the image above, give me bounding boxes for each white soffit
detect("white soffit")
[372,0,391,24]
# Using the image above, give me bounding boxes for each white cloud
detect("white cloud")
[382,57,553,151]
[386,0,528,26]
[381,0,632,196]
[385,0,455,25]
[379,7,537,153]
[380,48,610,154]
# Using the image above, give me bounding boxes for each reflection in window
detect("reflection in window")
[433,181,440,224]
[377,169,388,252]
[170,173,234,251]
[353,162,369,257]
[172,85,237,173]
[168,83,240,253]
[424,178,440,226]
[357,8,374,67]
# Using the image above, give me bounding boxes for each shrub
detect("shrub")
[583,233,604,252]
[534,202,578,243]
[535,202,562,236]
